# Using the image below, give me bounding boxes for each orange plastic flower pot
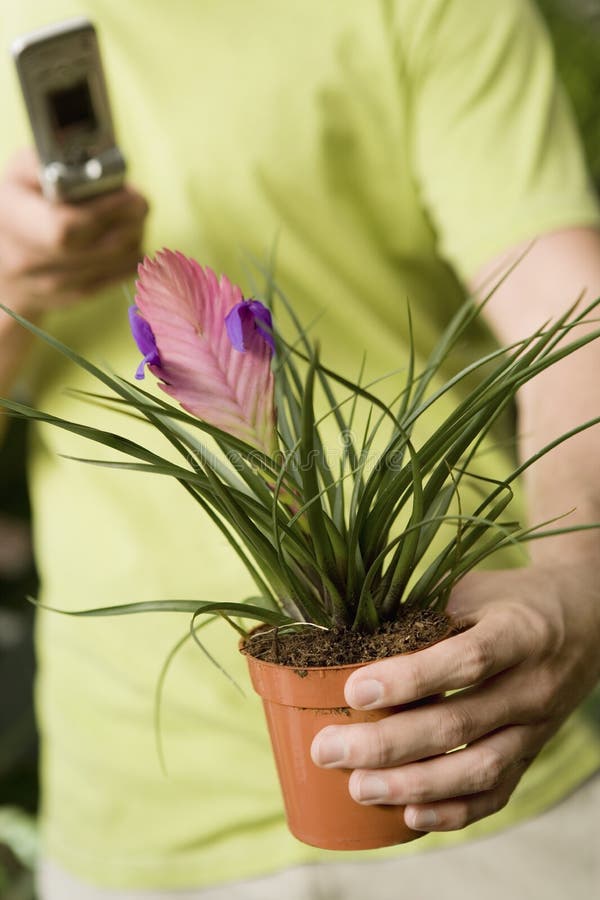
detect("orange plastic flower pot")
[242,649,425,851]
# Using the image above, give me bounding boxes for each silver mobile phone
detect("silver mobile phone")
[11,17,126,202]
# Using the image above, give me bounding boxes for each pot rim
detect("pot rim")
[240,620,455,678]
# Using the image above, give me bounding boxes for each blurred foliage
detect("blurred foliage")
[539,0,600,189]
[0,416,38,811]
[0,418,31,524]
[0,417,37,609]
[1,419,38,898]
[0,808,37,900]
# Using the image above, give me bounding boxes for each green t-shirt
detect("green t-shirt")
[1,0,599,890]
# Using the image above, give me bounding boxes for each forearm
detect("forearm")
[473,227,600,565]
[517,342,600,564]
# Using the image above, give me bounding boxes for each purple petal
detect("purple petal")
[225,300,274,353]
[224,303,247,352]
[128,305,161,380]
[248,301,275,352]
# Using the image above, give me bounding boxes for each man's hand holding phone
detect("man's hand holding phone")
[0,146,148,318]
[0,17,148,416]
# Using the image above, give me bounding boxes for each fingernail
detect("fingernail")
[354,774,389,803]
[311,732,347,767]
[348,679,383,709]
[405,808,437,830]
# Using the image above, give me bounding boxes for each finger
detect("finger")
[344,603,537,709]
[72,187,149,244]
[0,180,59,252]
[2,178,148,256]
[313,678,525,769]
[5,147,41,189]
[1,207,144,290]
[26,242,141,302]
[47,189,148,253]
[25,222,145,278]
[6,146,149,228]
[403,766,526,832]
[79,252,143,293]
[347,724,544,806]
[6,147,148,208]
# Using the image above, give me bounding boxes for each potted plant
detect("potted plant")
[1,249,599,850]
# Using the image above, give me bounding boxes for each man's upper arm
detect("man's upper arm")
[469,226,600,346]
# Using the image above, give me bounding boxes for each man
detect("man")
[1,1,599,897]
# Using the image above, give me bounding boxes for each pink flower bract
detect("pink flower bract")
[134,250,277,454]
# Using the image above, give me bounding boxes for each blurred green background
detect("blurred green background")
[543,0,600,184]
[0,416,38,900]
[1,1,599,896]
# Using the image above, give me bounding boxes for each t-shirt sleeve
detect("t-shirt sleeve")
[398,0,600,282]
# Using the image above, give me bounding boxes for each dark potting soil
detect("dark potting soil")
[242,607,451,668]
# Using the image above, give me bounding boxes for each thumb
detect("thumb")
[5,147,43,191]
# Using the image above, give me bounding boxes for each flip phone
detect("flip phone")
[12,17,126,202]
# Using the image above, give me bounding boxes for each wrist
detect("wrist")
[528,499,600,571]
[0,290,44,323]
[529,557,600,645]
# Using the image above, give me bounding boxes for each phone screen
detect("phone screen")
[47,79,96,134]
